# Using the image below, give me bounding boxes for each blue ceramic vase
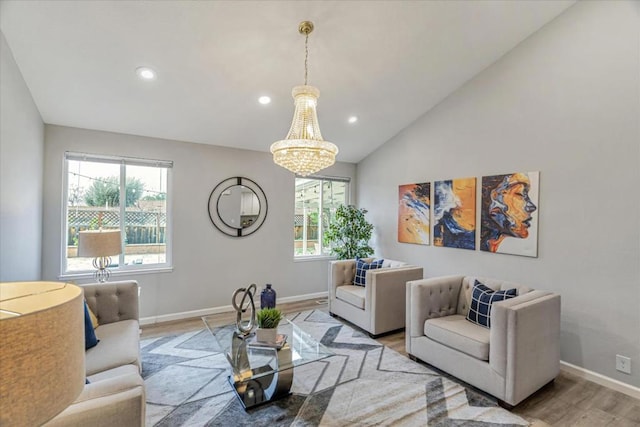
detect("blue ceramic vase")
[260,284,276,309]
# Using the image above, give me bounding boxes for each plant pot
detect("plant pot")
[256,327,278,343]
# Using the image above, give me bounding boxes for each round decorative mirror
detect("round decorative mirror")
[208,177,268,237]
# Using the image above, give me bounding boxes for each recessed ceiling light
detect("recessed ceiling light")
[258,96,272,105]
[348,116,358,124]
[136,67,156,80]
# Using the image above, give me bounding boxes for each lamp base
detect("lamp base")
[92,256,112,283]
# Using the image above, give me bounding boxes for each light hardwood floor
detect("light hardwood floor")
[141,299,640,427]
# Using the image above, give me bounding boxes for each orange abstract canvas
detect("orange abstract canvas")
[433,177,476,249]
[398,183,430,245]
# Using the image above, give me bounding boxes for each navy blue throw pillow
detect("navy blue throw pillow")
[466,280,517,328]
[353,258,384,287]
[84,302,99,350]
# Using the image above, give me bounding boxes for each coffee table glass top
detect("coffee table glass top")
[202,315,333,377]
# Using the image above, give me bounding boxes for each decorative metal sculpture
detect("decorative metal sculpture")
[231,284,257,336]
[230,332,251,377]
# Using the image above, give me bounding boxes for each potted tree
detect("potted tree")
[323,205,374,260]
[256,307,283,343]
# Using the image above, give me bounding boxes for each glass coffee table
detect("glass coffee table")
[202,315,333,409]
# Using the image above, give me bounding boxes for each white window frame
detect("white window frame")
[294,175,350,261]
[59,152,174,279]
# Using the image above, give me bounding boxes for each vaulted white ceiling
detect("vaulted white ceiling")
[0,0,575,163]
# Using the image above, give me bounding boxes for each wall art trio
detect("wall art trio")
[398,171,539,257]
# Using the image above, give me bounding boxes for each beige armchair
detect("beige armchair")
[329,258,423,337]
[406,275,560,406]
[46,281,145,426]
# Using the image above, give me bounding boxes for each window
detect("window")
[294,177,349,257]
[63,152,172,275]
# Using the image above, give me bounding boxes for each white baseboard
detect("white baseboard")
[560,361,640,400]
[278,291,328,304]
[139,291,328,326]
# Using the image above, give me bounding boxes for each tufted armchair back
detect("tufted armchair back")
[330,258,410,288]
[408,275,535,337]
[83,281,139,325]
[331,257,373,287]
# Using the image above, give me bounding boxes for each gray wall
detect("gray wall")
[357,0,639,387]
[0,31,44,281]
[42,125,356,319]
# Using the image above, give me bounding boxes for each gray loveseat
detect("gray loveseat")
[406,275,560,406]
[46,280,145,426]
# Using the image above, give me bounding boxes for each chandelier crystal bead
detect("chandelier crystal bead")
[270,21,338,177]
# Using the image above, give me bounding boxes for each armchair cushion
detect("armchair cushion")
[86,319,140,376]
[425,314,490,360]
[354,258,383,286]
[335,285,366,309]
[466,280,517,328]
[457,277,530,315]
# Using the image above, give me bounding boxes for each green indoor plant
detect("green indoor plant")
[256,307,283,342]
[323,205,374,260]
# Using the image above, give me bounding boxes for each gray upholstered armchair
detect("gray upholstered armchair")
[329,258,423,337]
[406,275,560,406]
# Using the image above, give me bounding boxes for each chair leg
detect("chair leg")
[497,400,514,410]
[367,327,405,339]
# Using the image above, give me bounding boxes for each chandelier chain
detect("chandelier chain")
[304,33,309,85]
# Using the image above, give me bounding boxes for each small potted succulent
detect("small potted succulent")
[256,307,283,343]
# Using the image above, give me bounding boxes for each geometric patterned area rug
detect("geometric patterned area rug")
[142,310,530,426]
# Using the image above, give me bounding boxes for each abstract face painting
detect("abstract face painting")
[433,177,476,250]
[480,172,539,257]
[398,183,430,245]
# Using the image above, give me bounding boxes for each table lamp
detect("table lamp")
[78,229,122,282]
[0,281,85,425]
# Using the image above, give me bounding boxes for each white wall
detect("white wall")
[0,31,44,281]
[357,1,639,387]
[42,125,356,320]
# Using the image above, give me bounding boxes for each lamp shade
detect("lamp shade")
[78,229,122,257]
[0,282,85,426]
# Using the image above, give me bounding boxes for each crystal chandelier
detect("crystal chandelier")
[270,21,338,177]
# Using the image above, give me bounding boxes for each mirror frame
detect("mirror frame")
[208,177,268,237]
